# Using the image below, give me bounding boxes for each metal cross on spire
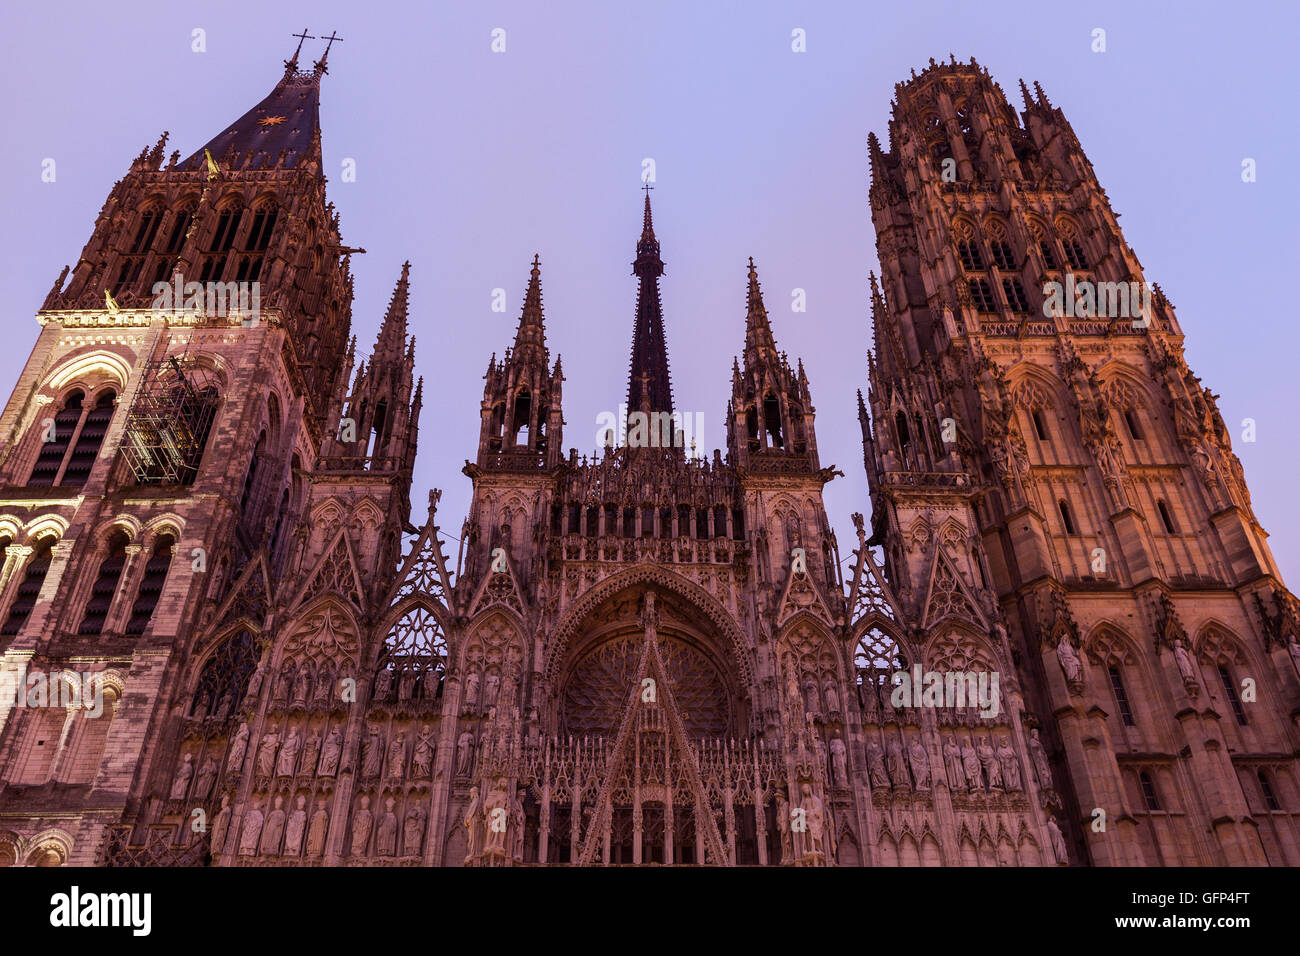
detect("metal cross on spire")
[321,30,344,59]
[286,28,315,70]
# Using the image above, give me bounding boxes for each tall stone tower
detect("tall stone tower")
[860,55,1300,865]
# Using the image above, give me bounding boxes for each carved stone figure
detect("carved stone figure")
[1173,639,1198,693]
[996,735,1022,791]
[373,667,393,702]
[376,796,398,856]
[464,786,482,862]
[511,788,527,861]
[306,802,329,857]
[823,679,841,716]
[829,734,848,785]
[404,805,426,856]
[238,807,264,855]
[313,666,333,706]
[1056,639,1083,687]
[211,793,232,854]
[484,670,500,706]
[291,666,310,706]
[977,736,1002,790]
[1047,815,1068,865]
[255,732,279,778]
[1028,728,1052,789]
[456,731,474,775]
[194,756,218,800]
[244,666,264,704]
[386,731,406,779]
[908,739,930,791]
[226,723,249,776]
[276,728,300,777]
[284,794,307,856]
[260,794,286,854]
[319,729,342,777]
[775,792,794,864]
[299,730,320,777]
[361,725,383,778]
[463,670,480,710]
[483,778,510,857]
[886,738,910,789]
[798,783,826,865]
[943,736,965,790]
[350,795,373,855]
[170,753,194,800]
[865,739,890,789]
[413,724,434,778]
[961,740,983,791]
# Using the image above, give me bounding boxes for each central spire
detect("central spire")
[627,189,675,424]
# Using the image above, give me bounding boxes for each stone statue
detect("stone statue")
[456,731,474,775]
[865,739,890,789]
[484,670,500,706]
[464,786,482,862]
[996,735,1022,791]
[376,797,398,856]
[1028,728,1051,789]
[170,753,194,800]
[284,794,307,856]
[319,729,342,777]
[1047,815,1068,865]
[299,730,320,777]
[1173,639,1198,692]
[483,779,510,857]
[823,679,841,716]
[211,793,232,854]
[272,668,289,705]
[313,666,333,706]
[306,801,329,857]
[386,731,406,779]
[226,722,249,776]
[464,670,480,710]
[361,724,383,778]
[238,807,264,855]
[194,756,218,800]
[961,740,983,791]
[799,783,826,865]
[291,667,310,707]
[908,739,931,791]
[255,731,279,778]
[775,793,794,864]
[350,794,373,855]
[943,736,965,790]
[276,728,300,777]
[886,738,910,789]
[260,794,286,855]
[1056,639,1083,687]
[511,788,527,861]
[373,667,393,702]
[245,665,264,703]
[413,724,435,778]
[977,736,1002,790]
[829,734,848,785]
[404,805,426,856]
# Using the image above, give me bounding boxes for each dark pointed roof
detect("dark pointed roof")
[181,60,323,170]
[373,261,411,361]
[511,254,549,366]
[744,257,779,362]
[627,191,674,416]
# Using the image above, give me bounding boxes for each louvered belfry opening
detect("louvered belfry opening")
[124,536,174,636]
[0,538,55,638]
[62,391,116,488]
[80,532,129,635]
[28,391,83,487]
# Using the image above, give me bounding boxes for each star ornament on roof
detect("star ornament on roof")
[258,115,287,126]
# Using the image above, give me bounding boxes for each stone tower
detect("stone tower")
[860,55,1300,865]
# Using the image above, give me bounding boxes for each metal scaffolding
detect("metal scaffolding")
[121,355,220,485]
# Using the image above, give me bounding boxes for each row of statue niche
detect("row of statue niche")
[252,661,352,711]
[349,793,428,857]
[856,673,1008,728]
[864,732,1029,794]
[219,720,434,783]
[358,723,437,780]
[460,660,522,714]
[371,660,443,704]
[462,779,527,864]
[772,783,832,866]
[212,792,428,859]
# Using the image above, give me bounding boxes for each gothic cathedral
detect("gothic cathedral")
[0,51,1296,867]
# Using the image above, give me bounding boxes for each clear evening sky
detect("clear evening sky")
[2,0,1296,584]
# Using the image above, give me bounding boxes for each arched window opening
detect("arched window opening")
[678,505,691,538]
[763,393,783,449]
[854,627,907,687]
[1218,664,1248,725]
[1139,771,1160,810]
[1108,666,1135,727]
[124,536,174,636]
[1031,409,1049,441]
[695,507,709,539]
[957,240,984,271]
[745,405,759,448]
[732,508,745,540]
[641,506,655,538]
[375,606,449,704]
[1,538,56,637]
[990,239,1016,271]
[1058,500,1076,535]
[1123,408,1144,441]
[622,507,636,538]
[270,487,292,557]
[62,390,116,488]
[1157,500,1176,534]
[79,532,129,635]
[29,391,84,487]
[895,410,911,451]
[1259,771,1281,812]
[189,628,259,719]
[163,206,193,255]
[713,505,728,539]
[200,206,242,282]
[1038,241,1058,270]
[513,390,532,445]
[241,432,266,515]
[367,400,388,460]
[489,403,506,448]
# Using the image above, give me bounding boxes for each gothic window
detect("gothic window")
[78,532,129,635]
[967,278,996,312]
[1123,408,1144,441]
[659,507,672,538]
[745,404,759,449]
[1058,500,1077,535]
[695,507,709,538]
[1063,237,1089,270]
[854,627,906,686]
[1157,500,1176,534]
[895,410,911,451]
[189,628,260,718]
[1139,770,1160,810]
[567,504,580,534]
[117,205,164,292]
[1038,240,1058,270]
[550,504,562,536]
[61,390,115,488]
[512,389,532,444]
[622,507,635,538]
[163,205,194,255]
[0,537,55,638]
[1032,409,1050,441]
[28,391,84,486]
[270,487,291,557]
[787,401,807,453]
[678,505,691,537]
[957,241,984,271]
[604,504,618,536]
[1258,771,1281,811]
[1002,277,1029,313]
[240,432,266,515]
[763,393,783,448]
[731,508,744,540]
[124,535,174,636]
[376,605,448,703]
[200,205,242,282]
[990,240,1015,271]
[1108,665,1136,726]
[713,505,728,539]
[1218,664,1247,725]
[641,506,655,538]
[234,204,278,282]
[489,403,505,447]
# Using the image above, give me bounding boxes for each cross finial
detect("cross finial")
[286,29,315,70]
[321,30,344,59]
[642,181,653,194]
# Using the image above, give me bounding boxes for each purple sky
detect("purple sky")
[3,1,1297,585]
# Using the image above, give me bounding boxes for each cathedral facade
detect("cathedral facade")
[0,50,1296,867]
